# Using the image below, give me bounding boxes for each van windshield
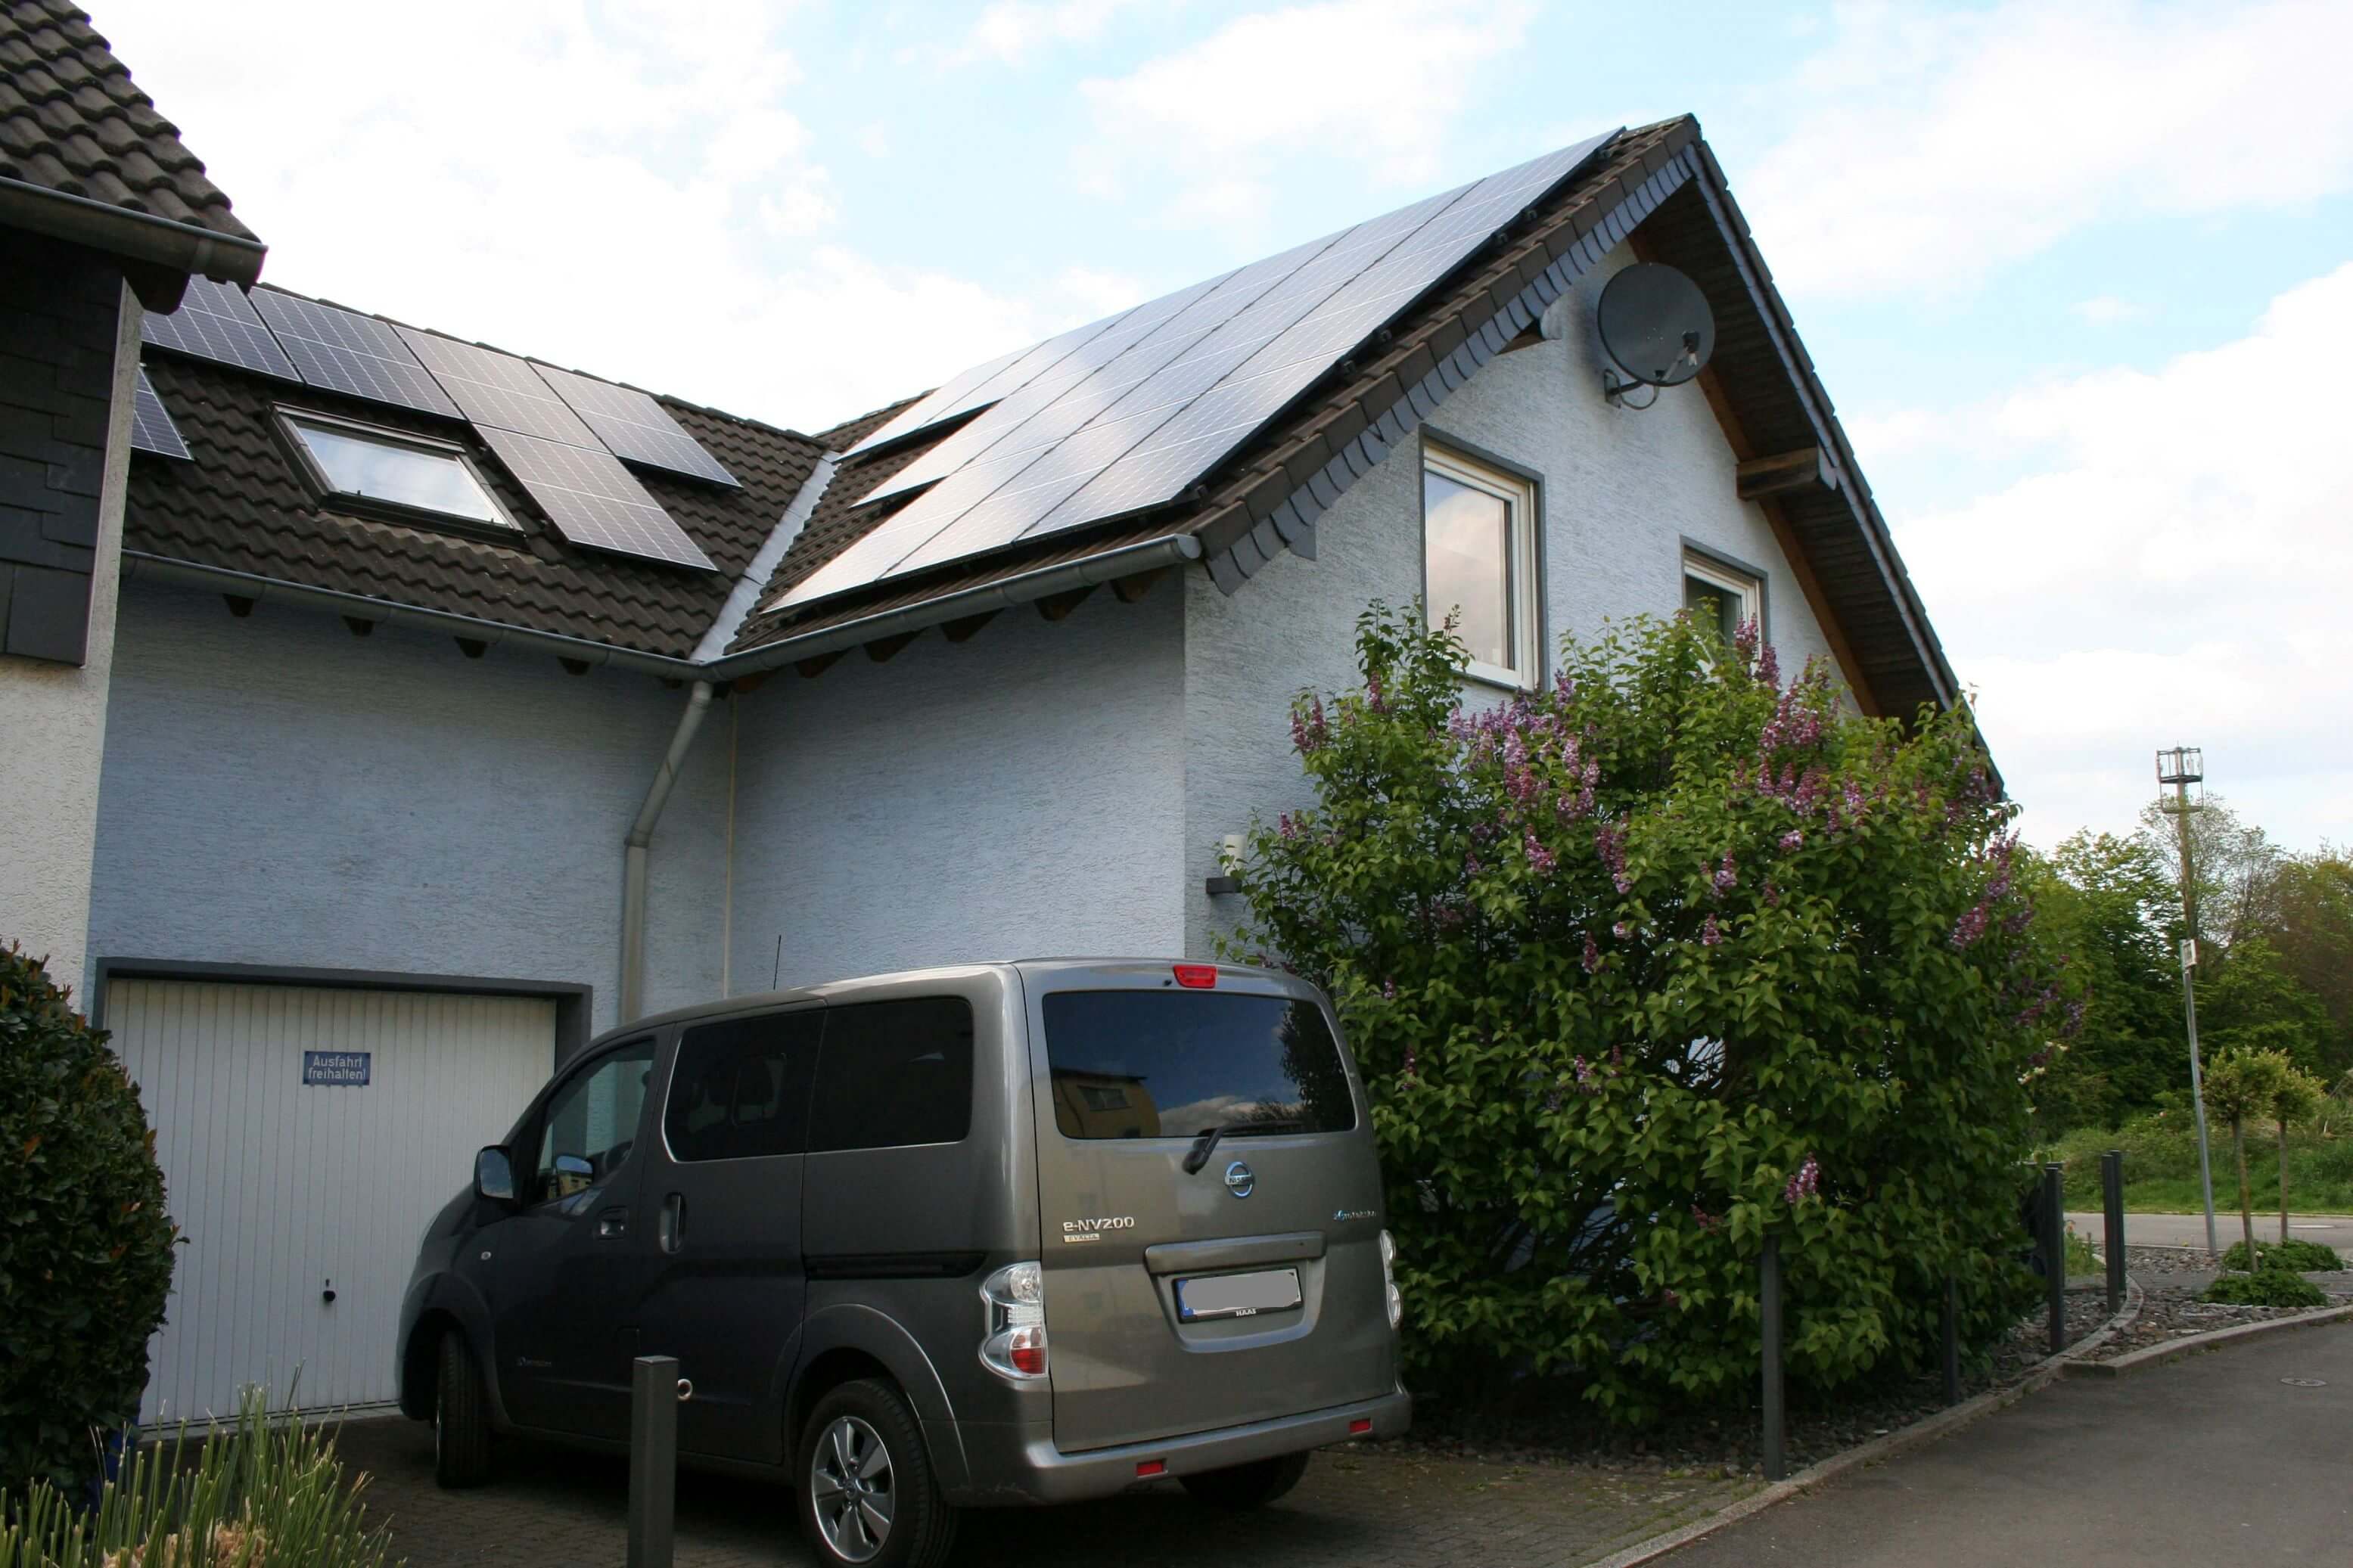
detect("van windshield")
[1041,990,1357,1141]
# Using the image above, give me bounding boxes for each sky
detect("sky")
[98,0,2353,855]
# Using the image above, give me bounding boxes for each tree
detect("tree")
[2028,832,2180,1131]
[2199,1048,2291,1264]
[2267,852,2353,1079]
[2138,794,2280,953]
[2266,1062,2327,1243]
[2198,937,2330,1076]
[1225,604,2065,1417]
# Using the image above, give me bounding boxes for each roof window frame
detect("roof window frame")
[273,405,524,539]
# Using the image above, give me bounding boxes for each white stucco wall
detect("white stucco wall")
[89,581,730,1030]
[1182,241,1840,956]
[0,281,138,1004]
[726,580,1187,989]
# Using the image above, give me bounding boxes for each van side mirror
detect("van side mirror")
[474,1145,517,1205]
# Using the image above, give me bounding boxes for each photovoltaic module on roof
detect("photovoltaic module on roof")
[396,328,600,447]
[139,275,300,382]
[129,368,190,460]
[532,364,740,487]
[249,290,463,419]
[475,426,716,571]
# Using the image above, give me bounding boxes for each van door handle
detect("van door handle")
[659,1193,685,1256]
[597,1206,629,1239]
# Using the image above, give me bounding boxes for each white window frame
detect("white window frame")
[1422,444,1541,691]
[1682,548,1764,641]
[277,407,520,534]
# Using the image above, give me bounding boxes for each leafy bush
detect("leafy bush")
[2199,1269,2328,1309]
[0,1388,395,1567]
[0,945,178,1496]
[2052,1113,2353,1212]
[2218,1237,2345,1273]
[1226,606,2067,1419]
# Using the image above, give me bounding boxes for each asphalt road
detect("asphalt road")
[1661,1321,2353,1566]
[2068,1210,2353,1257]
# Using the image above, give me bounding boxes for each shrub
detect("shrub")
[2218,1238,2344,1273]
[2200,1269,2328,1309]
[0,1388,395,1567]
[1226,606,2068,1419]
[0,945,178,1495]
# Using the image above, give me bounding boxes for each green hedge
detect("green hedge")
[2201,1269,2328,1309]
[2218,1238,2345,1273]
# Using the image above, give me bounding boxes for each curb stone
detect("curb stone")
[2061,1300,2353,1379]
[1584,1275,2143,1568]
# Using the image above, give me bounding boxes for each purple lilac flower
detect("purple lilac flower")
[1763,881,1781,908]
[1691,1205,1721,1232]
[1713,852,1739,896]
[1733,616,1759,666]
[1402,1045,1417,1080]
[1581,932,1600,973]
[1594,825,1631,894]
[1702,914,1722,947]
[1366,669,1387,713]
[1757,644,1780,688]
[1779,830,1803,852]
[1612,921,1632,940]
[1950,904,1990,949]
[1527,834,1557,874]
[1572,1055,1592,1086]
[1782,1156,1820,1204]
[1279,813,1299,841]
[1382,980,1397,1001]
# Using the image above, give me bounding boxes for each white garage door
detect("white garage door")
[109,979,558,1424]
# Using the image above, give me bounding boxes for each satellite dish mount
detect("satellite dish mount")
[1594,263,1716,412]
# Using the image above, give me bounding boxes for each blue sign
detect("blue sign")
[303,1050,371,1087]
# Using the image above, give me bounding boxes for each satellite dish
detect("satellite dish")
[1595,264,1714,404]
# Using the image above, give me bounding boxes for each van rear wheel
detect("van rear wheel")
[796,1378,956,1568]
[1179,1450,1311,1511]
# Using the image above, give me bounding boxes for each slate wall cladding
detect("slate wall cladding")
[726,582,1187,990]
[0,231,121,663]
[89,580,731,1032]
[1182,241,1839,959]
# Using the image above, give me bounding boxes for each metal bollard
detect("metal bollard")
[2101,1150,2126,1317]
[2043,1163,2067,1355]
[1761,1234,1785,1483]
[1941,1275,1960,1406]
[629,1355,692,1568]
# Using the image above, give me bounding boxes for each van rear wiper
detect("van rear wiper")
[1182,1118,1305,1175]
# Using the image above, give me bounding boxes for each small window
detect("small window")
[809,998,975,1153]
[283,411,515,529]
[1042,991,1357,1141]
[1683,551,1763,644]
[1422,446,1539,688]
[533,1039,655,1209]
[664,1010,821,1163]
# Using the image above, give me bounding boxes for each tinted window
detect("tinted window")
[533,1039,654,1208]
[1041,992,1356,1141]
[664,1011,821,1163]
[809,998,974,1152]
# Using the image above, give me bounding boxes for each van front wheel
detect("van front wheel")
[796,1379,956,1568]
[1179,1450,1310,1511]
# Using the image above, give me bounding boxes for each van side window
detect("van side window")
[533,1039,655,1207]
[809,997,974,1152]
[664,1010,822,1163]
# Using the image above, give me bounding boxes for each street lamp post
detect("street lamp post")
[2156,746,2221,1257]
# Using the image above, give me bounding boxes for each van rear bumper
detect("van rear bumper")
[944,1388,1413,1507]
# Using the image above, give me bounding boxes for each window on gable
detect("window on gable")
[1422,446,1540,688]
[282,411,516,529]
[1682,550,1764,645]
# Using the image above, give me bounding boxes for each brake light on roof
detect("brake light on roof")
[1173,964,1217,989]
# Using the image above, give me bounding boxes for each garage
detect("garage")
[105,977,560,1424]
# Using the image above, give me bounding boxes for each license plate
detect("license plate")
[1176,1267,1303,1321]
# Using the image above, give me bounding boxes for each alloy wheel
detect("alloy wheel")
[810,1414,894,1563]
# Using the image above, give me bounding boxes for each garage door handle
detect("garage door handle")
[598,1206,630,1240]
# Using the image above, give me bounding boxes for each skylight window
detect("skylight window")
[282,411,515,529]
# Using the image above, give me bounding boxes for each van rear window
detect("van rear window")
[1040,991,1356,1141]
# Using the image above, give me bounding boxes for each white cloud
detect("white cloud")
[1884,264,2353,850]
[1079,0,1535,225]
[1744,0,2353,297]
[2072,295,2146,325]
[959,0,1139,65]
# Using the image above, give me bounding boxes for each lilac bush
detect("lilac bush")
[1225,605,2066,1417]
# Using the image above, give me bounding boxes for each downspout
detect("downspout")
[620,680,715,1023]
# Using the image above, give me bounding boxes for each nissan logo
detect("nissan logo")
[1224,1160,1255,1198]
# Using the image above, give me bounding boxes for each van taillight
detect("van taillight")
[1173,964,1217,989]
[980,1262,1048,1382]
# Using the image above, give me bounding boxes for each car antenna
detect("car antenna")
[772,935,782,990]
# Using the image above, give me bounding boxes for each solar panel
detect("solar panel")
[475,427,715,570]
[138,275,300,381]
[532,365,740,486]
[776,129,1619,609]
[248,290,463,418]
[396,328,600,446]
[129,368,190,460]
[843,343,1031,455]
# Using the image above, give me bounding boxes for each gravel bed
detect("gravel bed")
[1380,1290,2113,1483]
[2074,1265,2353,1362]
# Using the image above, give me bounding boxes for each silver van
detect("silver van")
[396,959,1410,1566]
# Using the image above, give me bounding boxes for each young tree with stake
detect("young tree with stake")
[2199,1048,2291,1265]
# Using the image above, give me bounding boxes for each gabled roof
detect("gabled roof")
[723,118,1958,719]
[126,290,826,661]
[0,1,264,293]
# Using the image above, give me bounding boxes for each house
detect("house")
[49,113,1960,1420]
[0,0,263,1003]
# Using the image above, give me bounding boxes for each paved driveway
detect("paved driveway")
[332,1418,1748,1567]
[1660,1321,2353,1566]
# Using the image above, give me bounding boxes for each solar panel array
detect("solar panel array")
[129,368,190,460]
[780,129,1617,612]
[248,290,464,418]
[138,275,299,381]
[531,364,740,486]
[475,427,715,570]
[395,328,598,446]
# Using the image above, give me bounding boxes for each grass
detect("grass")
[2047,1113,2353,1215]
